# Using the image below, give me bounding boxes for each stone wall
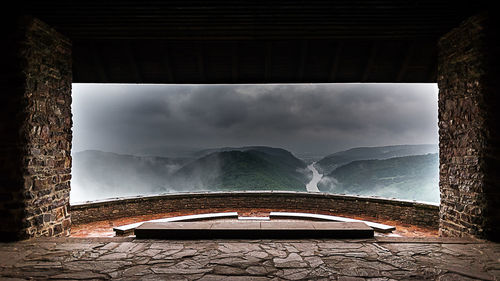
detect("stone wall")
[0,17,72,241]
[438,13,500,241]
[71,192,439,228]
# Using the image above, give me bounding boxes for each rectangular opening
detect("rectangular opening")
[70,83,438,204]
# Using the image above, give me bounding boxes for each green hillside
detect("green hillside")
[318,153,439,203]
[173,150,309,192]
[71,147,310,202]
[194,146,306,169]
[316,144,438,174]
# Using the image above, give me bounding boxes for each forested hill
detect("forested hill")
[71,147,310,202]
[194,146,306,169]
[316,144,438,174]
[172,150,309,192]
[318,153,439,203]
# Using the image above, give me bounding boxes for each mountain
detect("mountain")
[315,144,438,174]
[194,146,305,166]
[172,149,309,192]
[71,150,191,202]
[318,153,439,203]
[71,147,310,202]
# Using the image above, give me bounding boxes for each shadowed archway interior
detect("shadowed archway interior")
[2,0,498,242]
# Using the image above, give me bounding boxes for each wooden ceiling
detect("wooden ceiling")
[20,0,483,83]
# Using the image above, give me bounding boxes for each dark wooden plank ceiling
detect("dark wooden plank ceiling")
[20,0,484,83]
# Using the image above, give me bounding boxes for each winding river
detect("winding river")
[305,162,322,192]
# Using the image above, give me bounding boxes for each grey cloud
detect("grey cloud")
[72,83,438,157]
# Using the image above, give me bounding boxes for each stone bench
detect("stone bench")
[270,212,396,233]
[114,211,395,236]
[113,212,238,236]
[134,221,374,239]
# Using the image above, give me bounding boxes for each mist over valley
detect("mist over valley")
[71,146,311,202]
[71,144,439,203]
[71,83,439,204]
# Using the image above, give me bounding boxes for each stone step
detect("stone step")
[134,221,374,239]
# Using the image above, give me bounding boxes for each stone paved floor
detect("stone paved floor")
[1,237,499,280]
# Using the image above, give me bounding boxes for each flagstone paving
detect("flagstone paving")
[1,237,499,280]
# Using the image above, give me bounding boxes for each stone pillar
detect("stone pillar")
[438,13,499,241]
[0,17,72,241]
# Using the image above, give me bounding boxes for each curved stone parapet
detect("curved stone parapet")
[70,191,439,228]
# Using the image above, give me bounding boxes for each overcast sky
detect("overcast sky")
[72,83,438,157]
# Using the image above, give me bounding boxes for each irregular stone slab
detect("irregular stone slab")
[273,253,307,268]
[63,260,132,272]
[49,272,108,279]
[338,276,366,281]
[264,248,288,258]
[114,242,147,253]
[304,256,324,268]
[444,265,495,281]
[54,243,99,251]
[150,266,212,274]
[437,273,480,281]
[199,275,270,281]
[97,252,128,260]
[277,268,311,280]
[136,249,162,257]
[218,243,262,253]
[122,265,152,276]
[213,265,248,275]
[247,251,269,259]
[246,265,277,276]
[171,249,198,259]
[150,243,184,250]
[99,242,120,251]
[15,261,62,269]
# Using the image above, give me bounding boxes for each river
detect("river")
[305,162,322,192]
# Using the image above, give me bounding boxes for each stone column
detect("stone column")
[438,12,499,241]
[1,17,72,241]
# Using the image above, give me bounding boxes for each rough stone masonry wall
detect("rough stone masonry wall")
[71,192,439,228]
[0,17,72,240]
[438,13,500,241]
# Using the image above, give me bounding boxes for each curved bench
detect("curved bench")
[270,212,395,233]
[113,211,395,236]
[113,212,238,236]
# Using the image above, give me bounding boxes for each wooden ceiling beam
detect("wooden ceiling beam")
[362,43,378,82]
[161,45,175,83]
[90,43,109,82]
[397,41,415,82]
[197,44,206,83]
[297,40,308,82]
[427,51,438,82]
[72,39,439,84]
[329,42,343,82]
[264,42,272,82]
[127,41,144,83]
[231,42,239,83]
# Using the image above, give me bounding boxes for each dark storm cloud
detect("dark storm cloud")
[72,83,438,157]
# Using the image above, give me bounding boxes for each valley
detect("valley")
[71,144,439,203]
